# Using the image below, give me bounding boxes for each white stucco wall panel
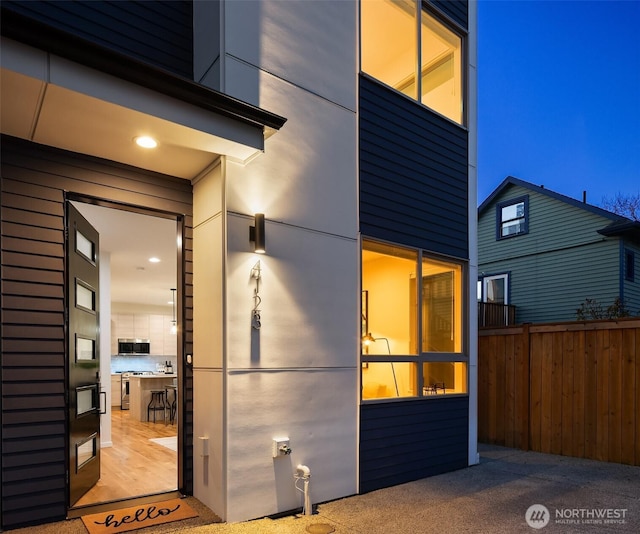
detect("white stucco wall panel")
[225,368,357,522]
[225,214,358,370]
[193,161,223,227]
[193,368,225,518]
[224,0,356,111]
[193,197,224,370]
[225,71,357,239]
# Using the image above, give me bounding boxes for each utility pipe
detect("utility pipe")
[295,464,312,516]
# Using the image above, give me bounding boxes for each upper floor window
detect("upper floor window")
[361,0,464,125]
[497,196,528,239]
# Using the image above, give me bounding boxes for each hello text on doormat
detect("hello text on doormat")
[81,498,198,534]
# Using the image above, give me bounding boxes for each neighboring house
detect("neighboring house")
[1,1,477,529]
[478,176,640,325]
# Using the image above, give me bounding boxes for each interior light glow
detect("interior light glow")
[149,257,161,263]
[135,136,157,149]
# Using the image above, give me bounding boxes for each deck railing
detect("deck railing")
[478,302,516,327]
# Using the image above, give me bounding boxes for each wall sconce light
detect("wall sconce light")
[250,213,266,254]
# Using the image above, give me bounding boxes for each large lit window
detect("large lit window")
[361,0,464,124]
[361,239,467,400]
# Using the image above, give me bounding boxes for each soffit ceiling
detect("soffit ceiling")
[0,37,267,180]
[0,38,268,308]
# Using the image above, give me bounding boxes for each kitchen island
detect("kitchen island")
[128,374,177,422]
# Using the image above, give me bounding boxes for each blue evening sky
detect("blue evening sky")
[477,0,640,206]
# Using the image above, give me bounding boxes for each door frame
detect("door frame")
[65,192,187,509]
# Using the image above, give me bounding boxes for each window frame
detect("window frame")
[361,237,469,402]
[359,0,468,126]
[496,195,529,240]
[479,273,510,304]
[625,249,635,282]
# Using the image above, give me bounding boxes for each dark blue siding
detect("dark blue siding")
[359,76,469,258]
[1,136,195,530]
[2,0,193,78]
[360,397,469,492]
[430,0,468,29]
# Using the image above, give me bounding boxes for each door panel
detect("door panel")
[67,202,101,506]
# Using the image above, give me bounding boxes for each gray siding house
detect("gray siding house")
[478,177,640,325]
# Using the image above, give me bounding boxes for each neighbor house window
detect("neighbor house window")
[626,250,635,282]
[361,239,467,400]
[497,196,528,239]
[361,0,464,124]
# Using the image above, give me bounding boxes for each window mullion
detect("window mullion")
[417,249,424,393]
[416,0,422,104]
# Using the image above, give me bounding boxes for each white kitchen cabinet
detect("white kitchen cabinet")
[110,374,121,407]
[134,314,150,339]
[111,312,174,354]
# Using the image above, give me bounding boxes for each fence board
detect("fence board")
[620,328,635,465]
[540,333,554,453]
[636,329,640,465]
[495,335,506,445]
[572,331,586,458]
[550,332,563,455]
[584,330,598,459]
[505,335,516,447]
[596,330,610,461]
[529,334,543,452]
[479,319,640,467]
[561,331,574,456]
[609,329,623,464]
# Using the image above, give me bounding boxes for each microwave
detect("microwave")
[118,339,151,355]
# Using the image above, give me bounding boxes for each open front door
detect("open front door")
[67,202,101,506]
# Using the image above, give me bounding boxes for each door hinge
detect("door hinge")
[66,469,69,484]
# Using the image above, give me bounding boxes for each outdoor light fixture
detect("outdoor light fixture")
[249,213,266,254]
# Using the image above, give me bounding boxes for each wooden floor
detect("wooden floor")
[75,408,178,507]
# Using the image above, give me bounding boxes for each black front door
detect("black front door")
[67,202,101,505]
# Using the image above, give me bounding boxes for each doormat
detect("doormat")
[81,498,198,534]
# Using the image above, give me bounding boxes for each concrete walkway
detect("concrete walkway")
[12,444,640,533]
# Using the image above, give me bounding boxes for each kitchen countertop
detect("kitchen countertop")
[133,374,177,379]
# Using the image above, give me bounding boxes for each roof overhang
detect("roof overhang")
[598,220,640,243]
[1,10,286,179]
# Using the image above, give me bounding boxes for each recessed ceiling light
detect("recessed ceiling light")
[135,136,157,149]
[149,257,161,263]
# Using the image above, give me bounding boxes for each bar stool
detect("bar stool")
[165,384,177,424]
[147,390,167,423]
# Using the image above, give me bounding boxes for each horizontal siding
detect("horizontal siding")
[360,76,469,258]
[360,397,468,493]
[430,0,468,30]
[484,241,620,323]
[623,242,640,314]
[2,0,193,78]
[1,135,194,529]
[479,186,614,259]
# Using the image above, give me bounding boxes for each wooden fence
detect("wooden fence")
[478,319,640,466]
